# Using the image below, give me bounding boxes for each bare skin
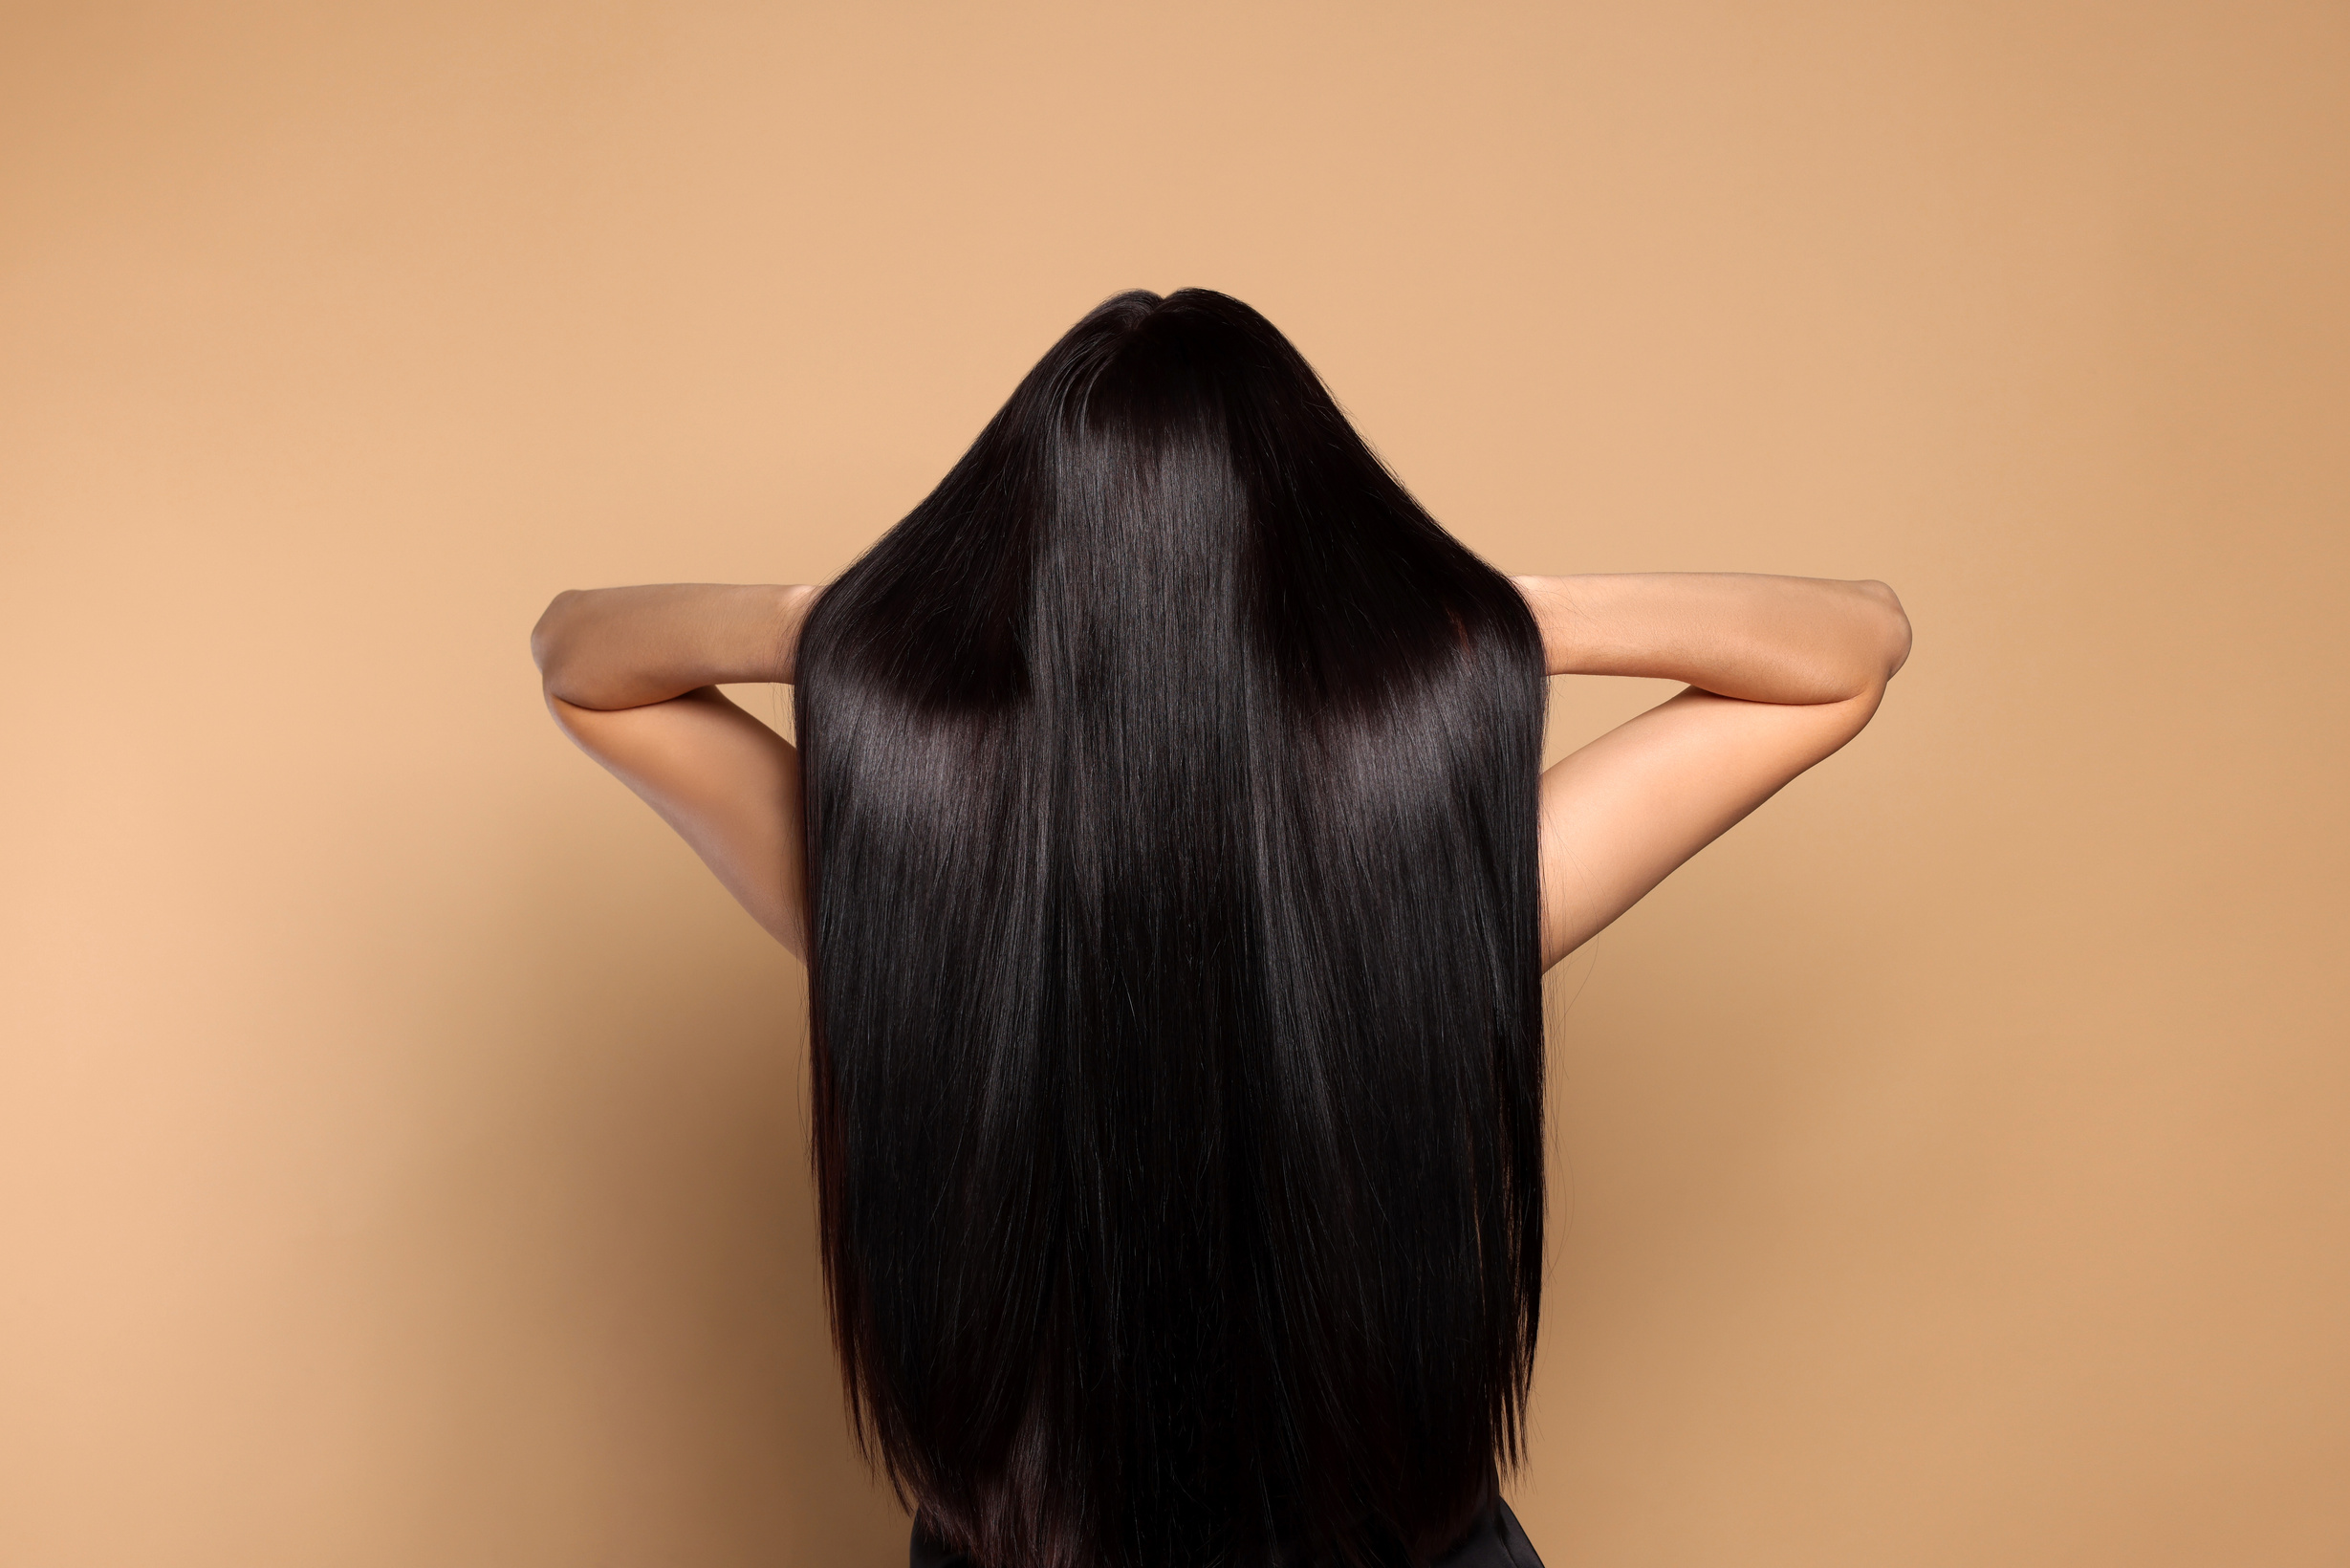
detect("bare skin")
[532,574,1910,969]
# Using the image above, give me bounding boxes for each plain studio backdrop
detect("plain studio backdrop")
[3,3,2344,1564]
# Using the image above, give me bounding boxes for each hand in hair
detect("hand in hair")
[527,572,1912,972]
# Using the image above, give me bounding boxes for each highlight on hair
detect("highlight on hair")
[793,289,1547,1568]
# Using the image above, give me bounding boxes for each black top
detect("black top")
[908,1488,1546,1568]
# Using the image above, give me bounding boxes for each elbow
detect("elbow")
[1855,579,1911,683]
[1793,581,1910,704]
[531,589,584,688]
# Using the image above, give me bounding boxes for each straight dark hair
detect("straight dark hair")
[794,290,1546,1568]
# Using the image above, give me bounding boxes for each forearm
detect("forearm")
[532,583,817,709]
[1512,573,1909,703]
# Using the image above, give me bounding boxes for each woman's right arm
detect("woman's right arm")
[1512,573,1910,969]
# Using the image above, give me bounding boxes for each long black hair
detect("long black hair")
[793,290,1546,1568]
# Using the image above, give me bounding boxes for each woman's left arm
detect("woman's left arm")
[532,584,819,958]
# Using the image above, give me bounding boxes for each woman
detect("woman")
[532,290,1909,1568]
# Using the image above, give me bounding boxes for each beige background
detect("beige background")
[4,2,2345,1564]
